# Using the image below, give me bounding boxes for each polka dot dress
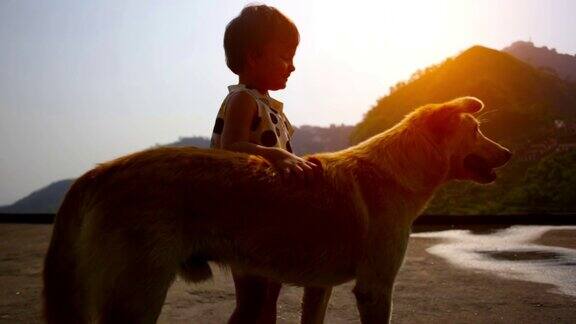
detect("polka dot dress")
[210,84,295,152]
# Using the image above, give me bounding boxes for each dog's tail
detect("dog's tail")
[43,177,89,324]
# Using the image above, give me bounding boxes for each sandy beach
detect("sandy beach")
[1,224,575,323]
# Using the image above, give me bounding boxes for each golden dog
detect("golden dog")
[43,97,511,324]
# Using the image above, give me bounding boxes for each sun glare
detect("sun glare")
[292,0,483,124]
[304,0,481,95]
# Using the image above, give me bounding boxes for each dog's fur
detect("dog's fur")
[43,97,511,324]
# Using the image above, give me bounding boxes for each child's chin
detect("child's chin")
[273,81,288,90]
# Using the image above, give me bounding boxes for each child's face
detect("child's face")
[249,40,297,91]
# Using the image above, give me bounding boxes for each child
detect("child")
[210,4,325,323]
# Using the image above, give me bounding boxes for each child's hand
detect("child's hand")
[266,148,322,182]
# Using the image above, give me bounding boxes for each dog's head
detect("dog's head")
[416,97,512,184]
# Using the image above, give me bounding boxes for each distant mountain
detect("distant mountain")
[351,44,576,214]
[503,41,576,82]
[154,125,354,155]
[0,179,74,214]
[158,136,211,148]
[291,124,354,155]
[0,125,353,214]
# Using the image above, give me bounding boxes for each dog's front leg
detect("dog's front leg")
[353,282,394,324]
[353,229,409,324]
[300,286,332,324]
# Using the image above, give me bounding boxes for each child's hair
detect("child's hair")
[224,4,299,75]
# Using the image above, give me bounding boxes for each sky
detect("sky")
[1,0,576,205]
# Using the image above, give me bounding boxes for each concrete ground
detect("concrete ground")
[1,224,575,323]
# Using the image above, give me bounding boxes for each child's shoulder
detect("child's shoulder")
[226,90,257,113]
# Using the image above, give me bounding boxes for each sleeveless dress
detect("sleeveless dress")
[210,84,295,152]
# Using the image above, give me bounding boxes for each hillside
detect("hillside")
[352,45,576,149]
[503,41,576,82]
[352,45,576,214]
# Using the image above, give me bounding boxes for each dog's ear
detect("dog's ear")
[449,97,484,113]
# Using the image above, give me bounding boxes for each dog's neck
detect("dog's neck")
[346,124,449,196]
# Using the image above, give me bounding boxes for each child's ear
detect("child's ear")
[246,49,263,69]
[246,51,257,69]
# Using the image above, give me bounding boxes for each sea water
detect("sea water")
[413,225,576,298]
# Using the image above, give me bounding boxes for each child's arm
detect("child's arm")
[221,91,319,181]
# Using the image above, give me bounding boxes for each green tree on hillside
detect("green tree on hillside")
[503,151,576,213]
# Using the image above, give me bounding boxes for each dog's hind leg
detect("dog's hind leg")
[95,262,176,324]
[228,271,282,324]
[43,233,87,324]
[301,286,333,324]
[84,232,180,324]
[43,179,90,324]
